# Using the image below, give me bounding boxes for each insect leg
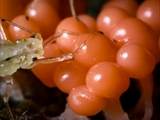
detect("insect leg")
[0,22,7,40]
[28,53,74,68]
[0,20,14,119]
[3,75,14,120]
[43,30,79,47]
[0,18,36,36]
[28,32,95,68]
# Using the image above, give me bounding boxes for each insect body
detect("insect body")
[0,33,43,77]
[0,17,82,120]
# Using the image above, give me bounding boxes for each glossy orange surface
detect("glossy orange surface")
[137,0,160,35]
[8,14,40,41]
[55,17,88,52]
[86,62,130,98]
[97,7,130,37]
[54,60,88,93]
[32,43,62,88]
[26,0,61,39]
[68,85,107,116]
[102,0,139,16]
[73,32,118,68]
[110,17,159,63]
[117,43,156,79]
[78,14,97,32]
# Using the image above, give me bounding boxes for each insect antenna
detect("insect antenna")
[0,18,37,36]
[43,30,79,47]
[0,22,7,40]
[28,31,96,68]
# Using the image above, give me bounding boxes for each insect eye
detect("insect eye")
[5,57,11,61]
[97,31,104,35]
[32,57,37,61]
[30,35,35,38]
[112,39,117,43]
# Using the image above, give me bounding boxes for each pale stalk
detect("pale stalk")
[103,97,129,120]
[138,74,153,120]
[69,0,79,21]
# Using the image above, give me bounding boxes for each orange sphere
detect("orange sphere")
[110,17,159,63]
[54,60,88,94]
[137,0,160,35]
[86,62,130,98]
[9,14,40,41]
[117,43,156,79]
[73,32,118,68]
[26,0,61,39]
[55,17,88,52]
[78,14,97,32]
[102,0,139,16]
[68,85,107,116]
[97,7,130,38]
[32,43,62,88]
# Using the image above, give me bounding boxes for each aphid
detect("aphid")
[0,18,91,120]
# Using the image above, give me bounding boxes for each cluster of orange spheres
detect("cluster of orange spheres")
[1,0,160,117]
